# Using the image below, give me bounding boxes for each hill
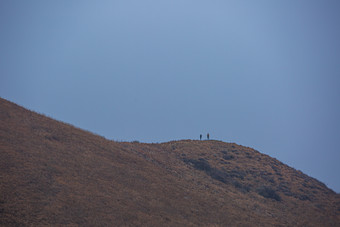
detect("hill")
[0,97,339,226]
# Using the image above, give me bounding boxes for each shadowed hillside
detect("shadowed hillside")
[1,97,339,226]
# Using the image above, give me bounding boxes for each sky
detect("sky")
[1,0,340,192]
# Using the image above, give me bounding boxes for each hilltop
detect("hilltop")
[0,97,339,226]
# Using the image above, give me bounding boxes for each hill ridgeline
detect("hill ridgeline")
[0,97,339,226]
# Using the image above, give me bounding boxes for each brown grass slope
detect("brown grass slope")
[0,97,339,226]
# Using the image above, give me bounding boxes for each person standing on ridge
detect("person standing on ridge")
[207,133,210,140]
[200,134,202,140]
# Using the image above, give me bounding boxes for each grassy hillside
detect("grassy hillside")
[1,97,339,226]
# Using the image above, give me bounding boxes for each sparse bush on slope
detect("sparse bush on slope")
[257,186,281,201]
[183,158,250,192]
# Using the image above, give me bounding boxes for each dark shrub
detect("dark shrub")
[209,168,228,183]
[257,186,281,201]
[295,194,310,201]
[183,158,247,188]
[278,183,293,196]
[229,169,245,180]
[232,180,251,193]
[223,154,234,160]
[183,158,227,183]
[183,158,211,172]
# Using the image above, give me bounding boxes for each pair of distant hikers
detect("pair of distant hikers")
[200,133,209,140]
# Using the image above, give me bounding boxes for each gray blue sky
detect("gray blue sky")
[1,0,340,192]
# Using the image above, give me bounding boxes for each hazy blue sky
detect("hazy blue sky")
[1,1,340,192]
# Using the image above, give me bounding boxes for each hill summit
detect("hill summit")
[0,97,339,226]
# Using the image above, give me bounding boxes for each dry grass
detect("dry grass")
[1,97,339,226]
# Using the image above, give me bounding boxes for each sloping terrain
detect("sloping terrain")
[0,97,339,226]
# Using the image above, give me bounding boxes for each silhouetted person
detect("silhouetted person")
[200,134,202,140]
[207,133,210,140]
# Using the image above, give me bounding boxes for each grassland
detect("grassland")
[1,97,339,226]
